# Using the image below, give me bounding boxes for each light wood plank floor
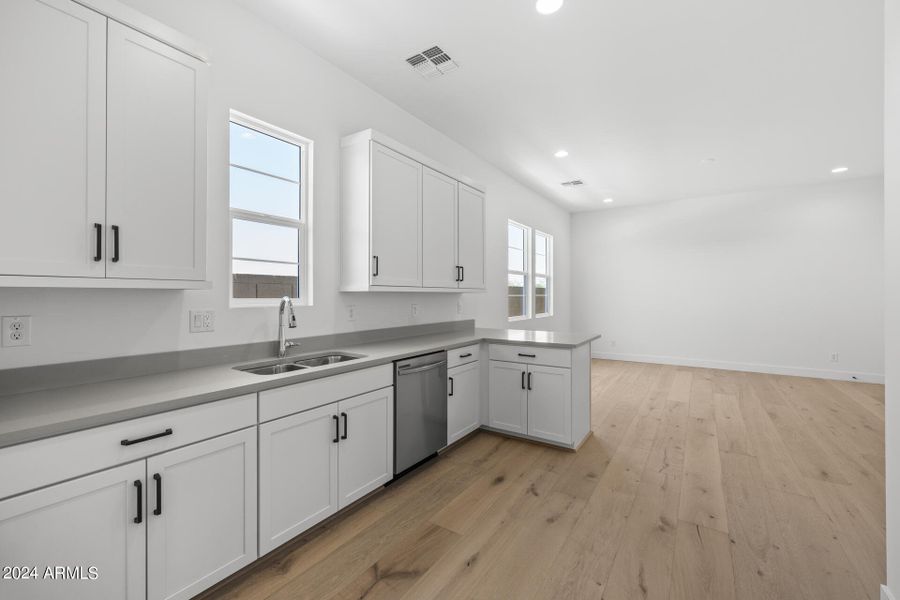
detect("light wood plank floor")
[200,360,885,600]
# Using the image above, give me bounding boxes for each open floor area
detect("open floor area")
[201,360,886,600]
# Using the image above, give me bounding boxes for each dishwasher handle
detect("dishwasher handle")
[397,362,445,376]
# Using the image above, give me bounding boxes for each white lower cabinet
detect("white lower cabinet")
[337,388,394,508]
[0,426,256,600]
[259,404,339,555]
[489,357,575,446]
[147,427,257,600]
[0,461,146,600]
[259,386,393,555]
[488,361,528,434]
[526,365,572,445]
[448,361,480,445]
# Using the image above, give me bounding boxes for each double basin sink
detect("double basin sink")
[236,352,362,376]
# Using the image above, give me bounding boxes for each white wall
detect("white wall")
[572,177,884,382]
[885,0,899,596]
[0,0,570,370]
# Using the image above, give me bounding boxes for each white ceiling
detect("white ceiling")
[235,0,884,212]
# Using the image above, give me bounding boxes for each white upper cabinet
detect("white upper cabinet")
[369,143,422,287]
[341,130,486,293]
[422,167,459,288]
[457,183,486,290]
[0,0,107,278]
[0,0,208,287]
[106,22,207,281]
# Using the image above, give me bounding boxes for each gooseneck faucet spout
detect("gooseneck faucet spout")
[278,296,298,359]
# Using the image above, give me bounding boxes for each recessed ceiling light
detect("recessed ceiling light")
[554,149,569,158]
[603,198,614,204]
[536,0,564,15]
[831,166,849,174]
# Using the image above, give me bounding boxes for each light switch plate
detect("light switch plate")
[189,310,215,333]
[2,316,32,347]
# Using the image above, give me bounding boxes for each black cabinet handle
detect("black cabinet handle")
[133,480,143,524]
[372,256,379,277]
[333,414,340,443]
[153,473,162,516]
[518,353,536,358]
[527,372,533,390]
[341,412,348,440]
[459,353,472,358]
[449,376,454,396]
[111,225,120,263]
[121,428,173,446]
[455,266,461,282]
[93,223,102,261]
[521,371,526,390]
[460,266,464,282]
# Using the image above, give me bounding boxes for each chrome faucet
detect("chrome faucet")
[278,296,298,359]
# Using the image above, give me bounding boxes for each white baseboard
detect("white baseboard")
[591,351,885,384]
[883,584,896,600]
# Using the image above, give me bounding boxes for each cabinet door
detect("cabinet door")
[448,361,481,445]
[0,0,106,277]
[337,387,394,508]
[259,405,338,556]
[527,365,572,445]
[488,361,528,434]
[0,461,145,600]
[106,21,207,281]
[457,183,485,290]
[422,167,458,288]
[147,427,257,600]
[370,143,421,287]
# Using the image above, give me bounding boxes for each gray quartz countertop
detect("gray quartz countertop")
[0,327,600,449]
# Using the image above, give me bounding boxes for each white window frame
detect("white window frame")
[507,219,531,322]
[533,230,553,318]
[228,110,314,307]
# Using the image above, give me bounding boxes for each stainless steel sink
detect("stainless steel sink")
[241,363,306,376]
[291,353,359,368]
[235,352,362,375]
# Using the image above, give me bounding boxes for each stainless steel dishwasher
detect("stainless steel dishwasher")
[394,351,447,474]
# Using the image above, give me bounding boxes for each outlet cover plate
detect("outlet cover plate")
[2,316,32,347]
[189,310,215,333]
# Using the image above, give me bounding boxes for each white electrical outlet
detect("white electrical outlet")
[411,304,420,318]
[347,305,357,322]
[189,310,215,333]
[830,352,839,363]
[2,316,32,347]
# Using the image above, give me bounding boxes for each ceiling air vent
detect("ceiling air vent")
[561,179,585,187]
[406,46,458,79]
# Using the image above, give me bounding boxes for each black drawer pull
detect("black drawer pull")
[93,223,102,261]
[121,428,173,446]
[455,266,461,282]
[333,415,340,443]
[527,372,533,390]
[111,225,120,263]
[133,480,143,524]
[372,256,379,277]
[449,376,454,396]
[153,473,162,516]
[521,371,526,390]
[459,353,473,358]
[341,412,348,440]
[518,353,536,358]
[460,266,464,282]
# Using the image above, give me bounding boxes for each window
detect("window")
[534,230,553,317]
[507,220,531,320]
[507,221,553,321]
[229,111,312,303]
